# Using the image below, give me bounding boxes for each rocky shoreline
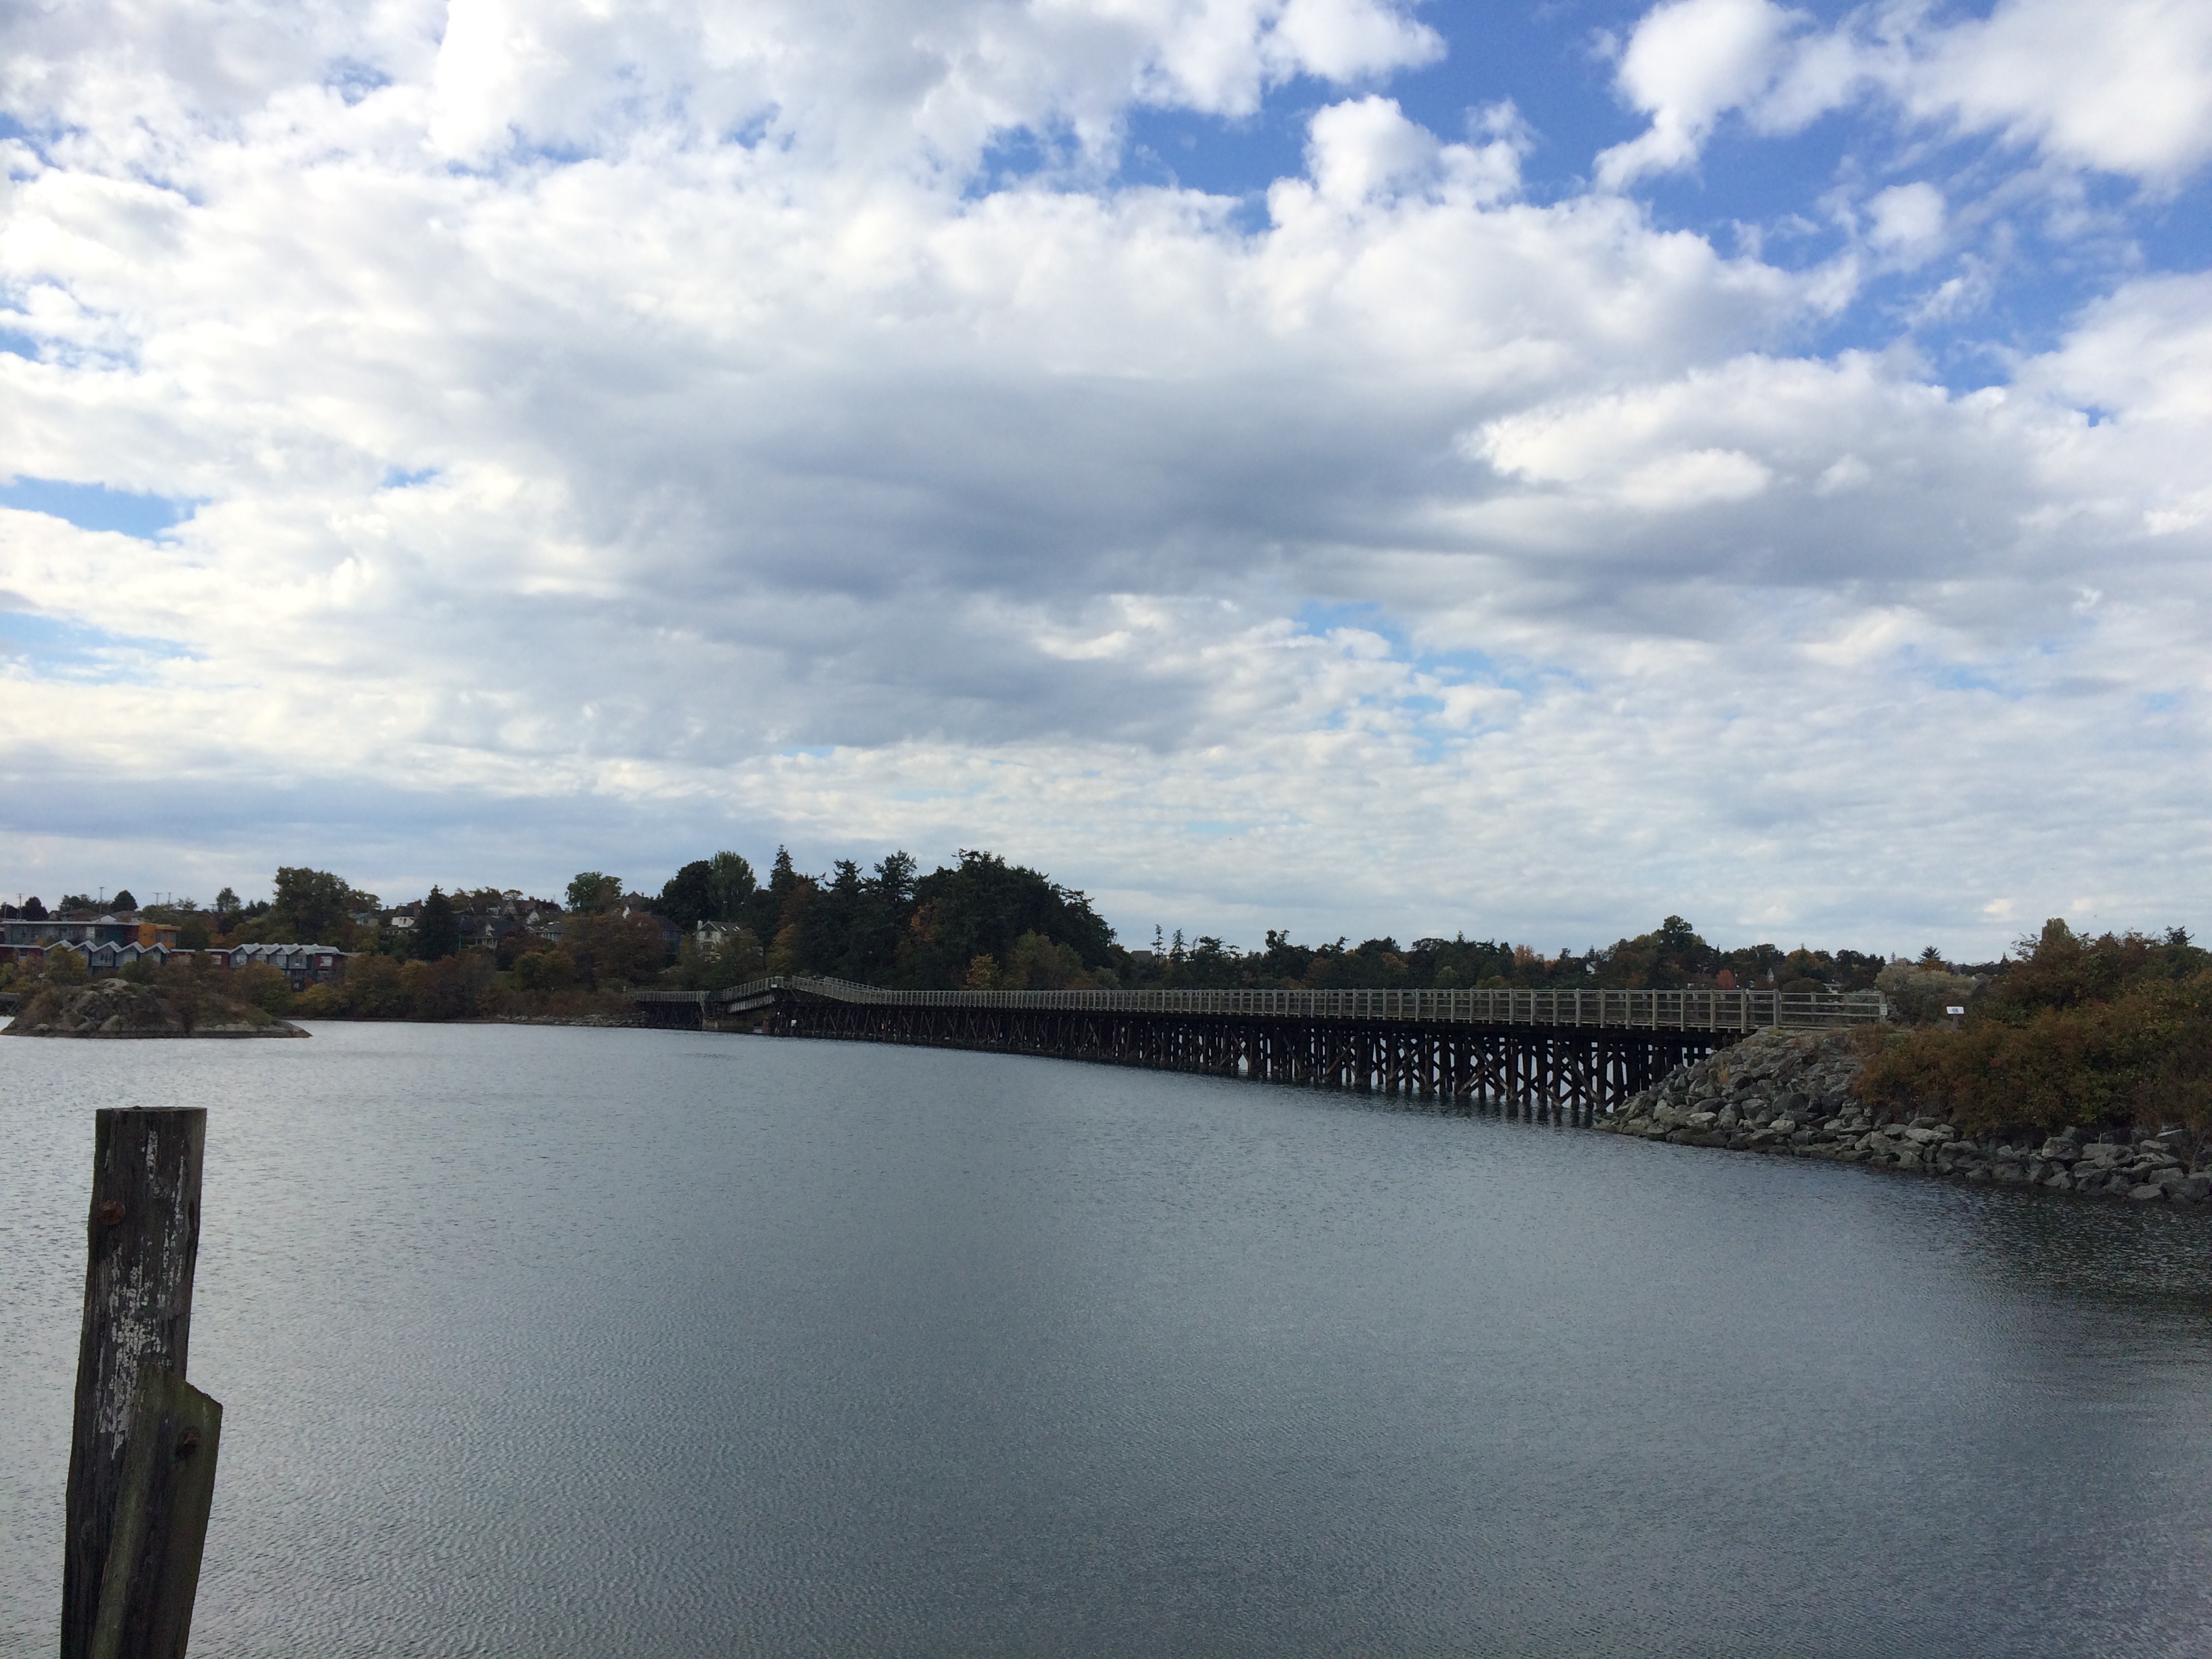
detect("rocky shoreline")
[477,1012,643,1028]
[1596,1026,2211,1208]
[3,978,308,1038]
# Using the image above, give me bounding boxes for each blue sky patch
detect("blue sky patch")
[0,478,191,539]
[0,609,192,682]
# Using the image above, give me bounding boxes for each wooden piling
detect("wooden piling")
[62,1109,206,1659]
[89,1368,221,1659]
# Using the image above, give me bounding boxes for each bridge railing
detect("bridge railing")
[640,977,1885,1031]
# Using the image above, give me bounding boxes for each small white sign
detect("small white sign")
[1945,1005,1965,1015]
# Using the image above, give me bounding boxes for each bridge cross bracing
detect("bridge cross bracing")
[632,977,1885,1122]
[640,977,1885,1031]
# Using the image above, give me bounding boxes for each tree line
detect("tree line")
[7,847,1930,1006]
[16,847,2211,1136]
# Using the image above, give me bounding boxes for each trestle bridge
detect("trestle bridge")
[633,979,1885,1122]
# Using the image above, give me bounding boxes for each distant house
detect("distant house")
[218,942,351,988]
[1,912,176,963]
[457,912,520,952]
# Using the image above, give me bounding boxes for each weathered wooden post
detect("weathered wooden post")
[89,1369,222,1659]
[62,1109,207,1659]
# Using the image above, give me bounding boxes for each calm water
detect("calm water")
[5,1025,2212,1656]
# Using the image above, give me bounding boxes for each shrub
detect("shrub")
[291,983,347,1018]
[230,962,294,1015]
[1003,930,1100,989]
[1874,960,1980,1025]
[1856,921,2212,1133]
[513,948,578,993]
[401,956,479,1020]
[343,953,412,1018]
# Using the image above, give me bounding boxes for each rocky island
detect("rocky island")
[3,977,308,1038]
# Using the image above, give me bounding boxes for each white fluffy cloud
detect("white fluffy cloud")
[1595,0,1803,187]
[1,0,2209,951]
[1599,0,2212,189]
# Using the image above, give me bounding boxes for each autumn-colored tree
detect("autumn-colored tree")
[565,909,670,987]
[1858,921,2212,1134]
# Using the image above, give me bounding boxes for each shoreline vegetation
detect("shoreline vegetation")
[5,856,2206,1152]
[1599,1025,2212,1209]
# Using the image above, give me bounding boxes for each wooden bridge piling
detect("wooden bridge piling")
[634,978,1883,1122]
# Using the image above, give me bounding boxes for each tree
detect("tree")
[59,894,95,914]
[1004,930,1092,989]
[662,851,760,929]
[512,948,579,993]
[272,867,368,943]
[20,897,45,920]
[416,886,461,961]
[708,851,756,921]
[901,850,1115,987]
[112,888,138,912]
[567,872,623,914]
[659,861,717,929]
[756,846,816,964]
[766,846,804,921]
[214,888,241,920]
[564,909,671,986]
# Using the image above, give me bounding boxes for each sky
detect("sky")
[3,0,2209,958]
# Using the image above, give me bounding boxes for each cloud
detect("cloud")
[0,0,2207,952]
[0,0,1440,177]
[1595,0,1803,188]
[1863,181,1944,264]
[1908,0,2212,187]
[1597,0,2212,191]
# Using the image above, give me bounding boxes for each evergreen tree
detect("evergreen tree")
[901,851,1114,987]
[415,886,461,961]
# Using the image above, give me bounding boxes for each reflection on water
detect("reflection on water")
[5,1024,2212,1658]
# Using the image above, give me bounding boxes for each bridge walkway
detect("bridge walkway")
[632,978,1884,1121]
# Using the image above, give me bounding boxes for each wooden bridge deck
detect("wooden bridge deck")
[637,977,1885,1031]
[631,977,1883,1121]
